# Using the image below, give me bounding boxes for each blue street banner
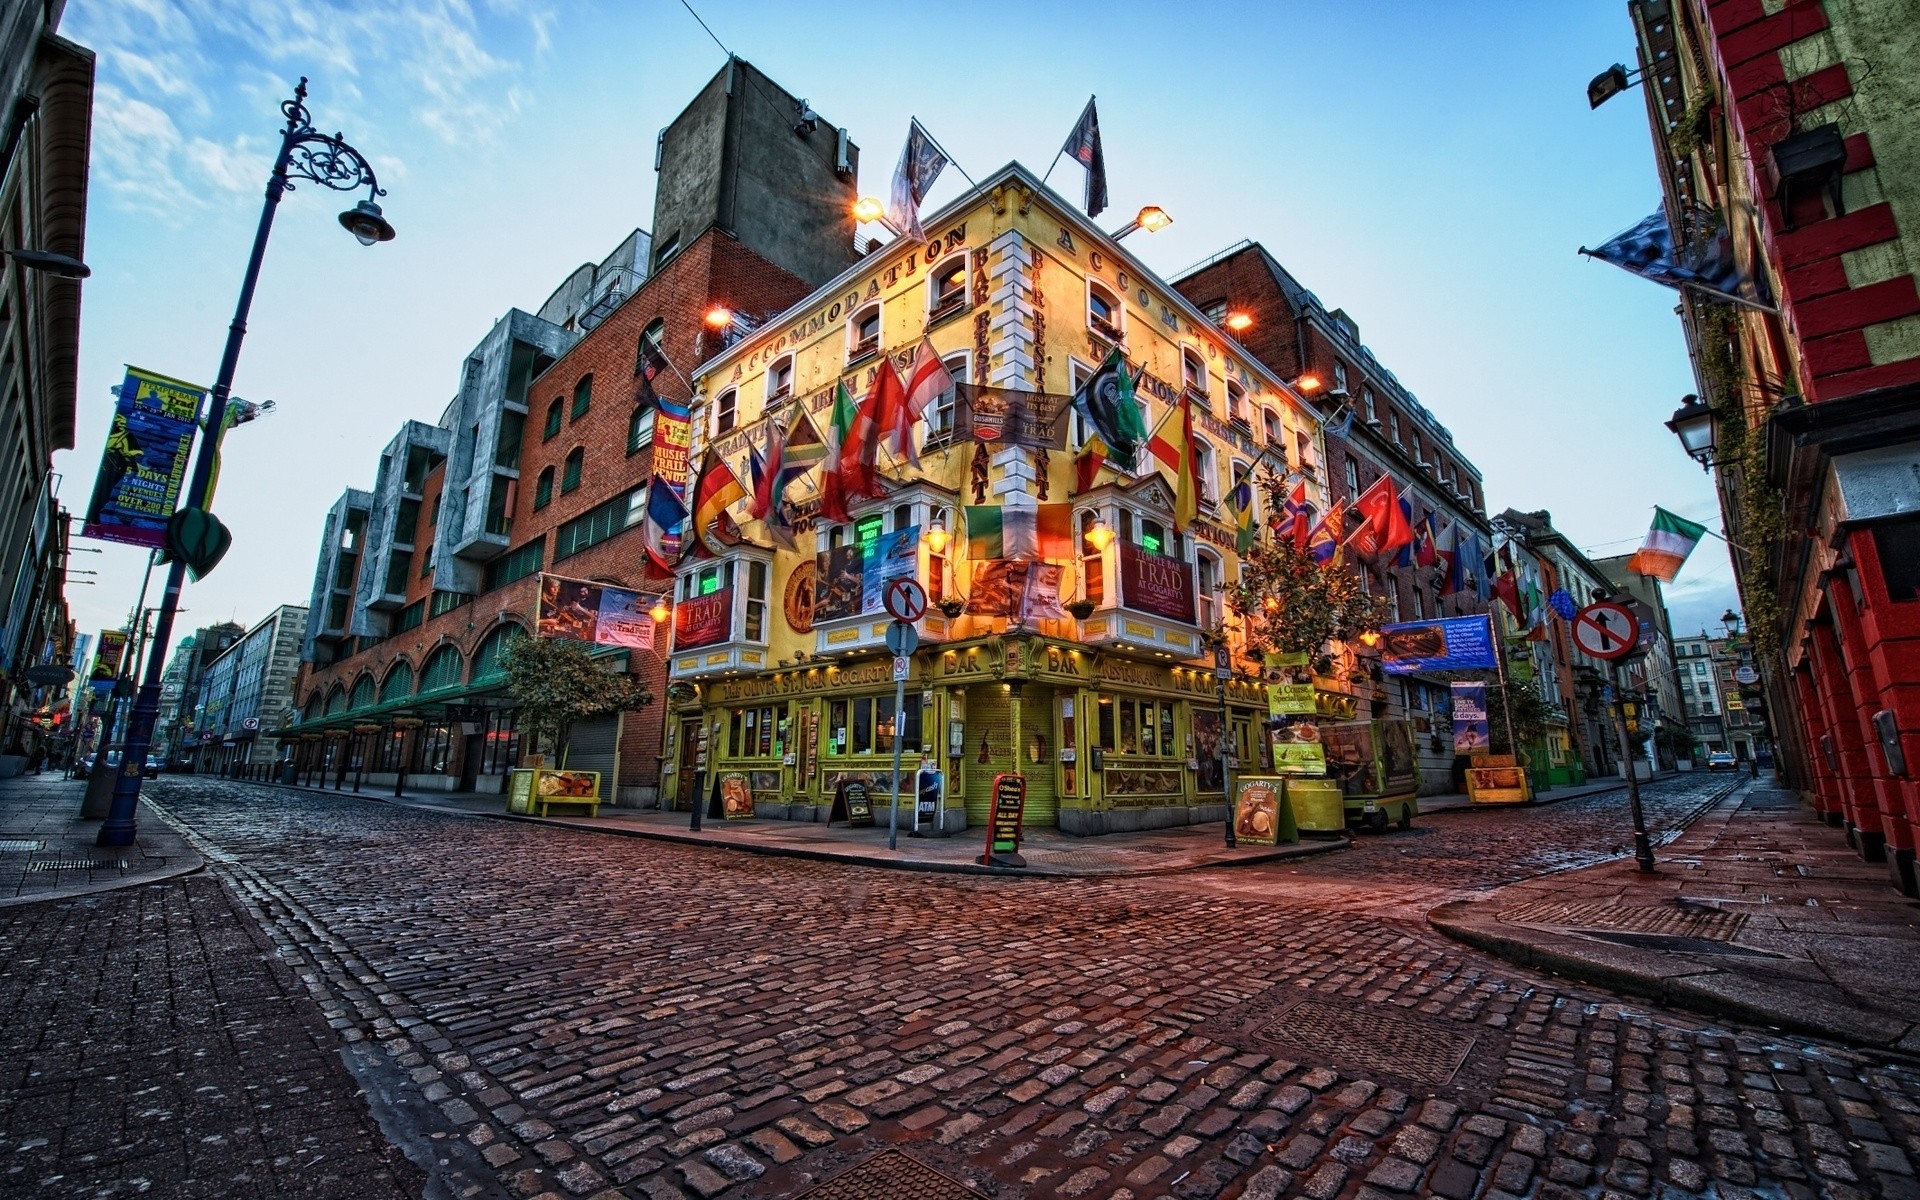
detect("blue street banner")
[1378,614,1498,674]
[82,367,204,548]
[1452,682,1491,754]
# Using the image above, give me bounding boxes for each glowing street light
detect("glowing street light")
[1111,205,1172,241]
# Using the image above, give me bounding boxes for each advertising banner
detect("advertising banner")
[1379,614,1497,674]
[1451,681,1491,754]
[651,398,692,499]
[1264,651,1315,716]
[815,527,919,623]
[82,367,204,548]
[89,629,128,692]
[966,560,1066,620]
[1117,541,1196,624]
[672,585,734,650]
[537,574,657,649]
[1232,776,1298,846]
[1270,718,1326,776]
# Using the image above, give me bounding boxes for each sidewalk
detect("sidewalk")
[1417,770,1659,815]
[1430,781,1920,1052]
[0,773,204,907]
[263,778,1348,877]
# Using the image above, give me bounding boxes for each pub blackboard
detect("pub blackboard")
[978,773,1028,866]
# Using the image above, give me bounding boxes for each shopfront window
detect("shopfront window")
[725,706,783,758]
[1097,694,1176,756]
[827,694,924,755]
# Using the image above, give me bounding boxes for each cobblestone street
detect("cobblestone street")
[6,774,1919,1200]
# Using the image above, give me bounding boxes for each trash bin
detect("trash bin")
[1286,779,1346,833]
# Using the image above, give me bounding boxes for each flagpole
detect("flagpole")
[1679,280,1779,315]
[917,125,980,195]
[1041,150,1064,185]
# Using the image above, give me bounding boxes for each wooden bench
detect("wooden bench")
[533,796,600,818]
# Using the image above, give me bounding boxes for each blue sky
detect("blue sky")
[55,0,1742,654]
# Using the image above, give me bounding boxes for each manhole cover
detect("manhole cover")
[791,1149,976,1199]
[1580,931,1784,957]
[1246,998,1478,1085]
[0,839,44,852]
[27,859,127,872]
[1497,899,1746,941]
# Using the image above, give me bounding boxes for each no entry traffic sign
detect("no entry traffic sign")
[1572,601,1640,661]
[883,578,928,623]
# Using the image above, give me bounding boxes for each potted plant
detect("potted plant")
[1065,599,1096,620]
[938,597,967,618]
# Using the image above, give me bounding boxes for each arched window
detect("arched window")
[348,674,376,711]
[562,447,584,493]
[324,684,347,716]
[302,693,325,722]
[533,466,554,510]
[627,405,655,456]
[472,623,525,683]
[570,375,593,421]
[1263,408,1283,448]
[1193,438,1216,505]
[1225,378,1247,425]
[379,661,414,703]
[1181,347,1208,399]
[420,645,463,693]
[1196,550,1222,630]
[847,304,881,362]
[714,388,737,435]
[543,398,563,440]
[1088,281,1123,342]
[767,356,794,402]
[930,254,968,315]
[636,319,666,373]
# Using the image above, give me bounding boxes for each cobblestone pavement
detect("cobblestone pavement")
[49,775,1920,1200]
[0,872,423,1199]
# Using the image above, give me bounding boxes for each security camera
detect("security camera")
[794,103,820,137]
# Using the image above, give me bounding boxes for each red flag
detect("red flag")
[1493,544,1524,616]
[1347,474,1412,558]
[1415,513,1440,569]
[854,359,902,490]
[749,409,785,521]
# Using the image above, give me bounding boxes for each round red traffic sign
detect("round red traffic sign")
[1572,601,1640,661]
[883,578,928,623]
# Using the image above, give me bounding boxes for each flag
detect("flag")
[1438,522,1464,597]
[1324,405,1356,440]
[882,348,931,472]
[1019,562,1068,621]
[900,338,954,470]
[1306,502,1346,564]
[1580,209,1760,303]
[1415,512,1441,569]
[1474,534,1494,602]
[849,364,893,491]
[965,503,1073,560]
[636,336,673,406]
[1146,392,1198,532]
[1073,433,1111,493]
[888,118,948,241]
[1348,474,1413,559]
[966,560,1067,619]
[819,382,858,523]
[642,477,686,572]
[1625,506,1709,581]
[1394,497,1418,568]
[1060,96,1107,218]
[1070,349,1147,472]
[1493,544,1523,617]
[1227,476,1257,555]
[690,448,747,557]
[1278,481,1313,552]
[748,413,784,521]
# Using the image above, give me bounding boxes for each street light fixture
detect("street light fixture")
[5,247,91,277]
[1721,609,1743,638]
[649,597,671,624]
[1665,394,1722,468]
[1110,205,1172,241]
[97,78,392,848]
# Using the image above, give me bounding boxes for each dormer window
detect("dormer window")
[715,388,737,435]
[848,304,881,362]
[1181,348,1207,399]
[767,356,794,402]
[930,255,968,316]
[1088,281,1124,343]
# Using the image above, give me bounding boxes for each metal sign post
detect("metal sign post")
[884,618,919,850]
[1611,664,1657,872]
[1215,643,1235,848]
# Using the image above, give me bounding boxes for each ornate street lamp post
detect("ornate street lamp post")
[99,80,393,846]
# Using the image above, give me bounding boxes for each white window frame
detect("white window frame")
[1262,408,1282,448]
[1195,548,1222,630]
[1332,360,1349,392]
[1362,386,1376,422]
[1193,437,1217,506]
[767,355,794,403]
[847,302,881,363]
[1181,346,1208,400]
[1087,279,1125,344]
[714,388,737,436]
[927,352,967,447]
[1225,378,1247,425]
[929,253,969,318]
[1068,357,1093,449]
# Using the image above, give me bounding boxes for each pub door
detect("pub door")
[674,717,703,810]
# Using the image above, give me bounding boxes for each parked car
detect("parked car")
[144,756,165,778]
[1706,751,1738,771]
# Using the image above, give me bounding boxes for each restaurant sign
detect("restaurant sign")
[673,586,733,651]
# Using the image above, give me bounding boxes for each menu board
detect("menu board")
[981,773,1028,861]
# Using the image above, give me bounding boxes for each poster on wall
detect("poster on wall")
[1264,651,1315,716]
[814,527,919,623]
[1378,615,1497,674]
[537,574,657,649]
[1117,541,1195,624]
[1451,681,1491,754]
[81,367,204,548]
[673,585,734,650]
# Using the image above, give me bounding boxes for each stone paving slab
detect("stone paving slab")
[0,774,203,907]
[1430,782,1920,1050]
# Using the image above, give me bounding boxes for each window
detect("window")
[562,447,584,493]
[1088,281,1124,342]
[1181,348,1207,399]
[1078,510,1105,607]
[570,375,592,421]
[1096,696,1176,756]
[628,405,655,455]
[1193,438,1217,505]
[482,537,544,591]
[554,488,644,560]
[927,354,965,446]
[1873,516,1920,602]
[418,545,433,577]
[1362,386,1376,421]
[429,589,470,617]
[744,560,768,643]
[472,624,525,683]
[1201,299,1228,325]
[1263,409,1282,447]
[848,304,880,361]
[653,232,679,269]
[1136,517,1167,556]
[1389,411,1402,445]
[636,319,666,374]
[931,254,968,315]
[1332,360,1348,392]
[1196,550,1221,629]
[379,662,414,703]
[393,600,425,634]
[714,388,736,435]
[1345,458,1360,501]
[827,694,924,756]
[1226,379,1247,425]
[533,467,553,510]
[1295,430,1315,474]
[767,356,794,401]
[543,399,562,440]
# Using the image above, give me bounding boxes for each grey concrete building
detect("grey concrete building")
[187,605,306,773]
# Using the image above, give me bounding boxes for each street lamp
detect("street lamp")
[1665,394,1725,469]
[1110,205,1172,241]
[1721,609,1743,638]
[97,78,392,847]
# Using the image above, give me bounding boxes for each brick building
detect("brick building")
[1614,0,1920,894]
[1171,243,1496,793]
[287,58,859,804]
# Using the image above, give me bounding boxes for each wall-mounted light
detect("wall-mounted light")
[1292,373,1324,395]
[927,517,950,554]
[1224,311,1253,333]
[1111,205,1172,242]
[1084,518,1115,552]
[649,597,671,624]
[1586,63,1637,109]
[704,305,734,330]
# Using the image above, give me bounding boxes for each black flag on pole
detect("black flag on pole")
[1061,97,1107,218]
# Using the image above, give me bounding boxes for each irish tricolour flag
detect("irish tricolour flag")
[1626,507,1708,582]
[965,503,1073,560]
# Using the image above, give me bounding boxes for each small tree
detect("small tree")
[1228,498,1393,659]
[1484,673,1548,756]
[504,636,652,766]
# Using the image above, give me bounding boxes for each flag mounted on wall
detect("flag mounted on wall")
[965,503,1073,560]
[690,448,747,557]
[887,118,949,241]
[1625,507,1708,581]
[1070,349,1146,472]
[1060,96,1108,218]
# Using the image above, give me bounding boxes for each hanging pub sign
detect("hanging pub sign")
[1118,542,1196,624]
[950,384,1070,449]
[537,574,656,649]
[673,585,734,650]
[1378,614,1498,675]
[82,367,204,548]
[1451,681,1491,754]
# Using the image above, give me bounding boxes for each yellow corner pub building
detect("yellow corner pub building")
[661,163,1336,836]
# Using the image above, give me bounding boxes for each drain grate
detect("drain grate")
[0,839,44,852]
[26,858,127,872]
[1252,998,1477,1085]
[1497,899,1746,941]
[791,1149,977,1199]
[1581,930,1784,957]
